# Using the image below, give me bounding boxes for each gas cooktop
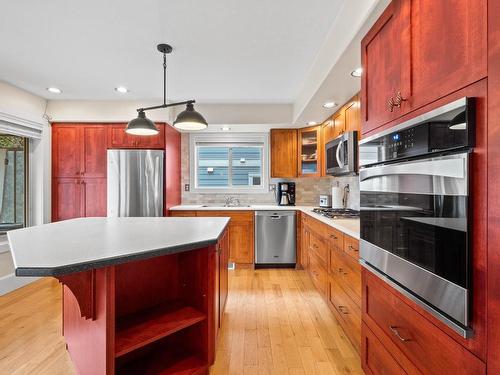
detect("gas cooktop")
[312,207,360,219]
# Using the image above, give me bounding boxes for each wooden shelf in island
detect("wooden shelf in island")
[115,302,206,357]
[117,347,206,375]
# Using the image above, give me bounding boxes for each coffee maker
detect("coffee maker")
[277,182,296,206]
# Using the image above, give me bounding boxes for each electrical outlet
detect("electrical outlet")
[184,184,190,191]
[269,184,276,192]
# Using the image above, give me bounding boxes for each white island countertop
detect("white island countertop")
[8,217,230,277]
[170,205,360,239]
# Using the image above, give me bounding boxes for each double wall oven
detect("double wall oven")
[359,98,475,338]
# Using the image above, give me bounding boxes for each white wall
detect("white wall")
[46,100,174,123]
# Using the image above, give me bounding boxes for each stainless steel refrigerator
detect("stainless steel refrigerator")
[107,150,164,217]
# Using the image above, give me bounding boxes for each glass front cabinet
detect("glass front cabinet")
[298,125,322,177]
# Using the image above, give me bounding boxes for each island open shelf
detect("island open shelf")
[113,250,210,363]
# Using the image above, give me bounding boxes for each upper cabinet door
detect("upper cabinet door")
[270,129,298,178]
[298,126,322,178]
[361,0,411,134]
[344,95,361,133]
[410,0,486,109]
[52,125,81,178]
[108,124,166,149]
[108,124,136,148]
[135,124,166,149]
[82,126,107,178]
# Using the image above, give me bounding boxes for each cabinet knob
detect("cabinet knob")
[348,244,358,252]
[389,326,411,342]
[393,92,407,108]
[387,97,395,112]
[338,305,348,314]
[330,234,337,239]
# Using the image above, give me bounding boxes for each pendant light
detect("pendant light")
[126,44,207,135]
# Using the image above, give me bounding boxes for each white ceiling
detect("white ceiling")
[0,0,345,103]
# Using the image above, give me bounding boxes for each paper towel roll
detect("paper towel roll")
[332,186,343,209]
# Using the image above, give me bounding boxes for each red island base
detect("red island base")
[57,229,229,375]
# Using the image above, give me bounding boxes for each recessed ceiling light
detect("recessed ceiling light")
[221,126,231,131]
[322,101,337,109]
[47,87,62,94]
[115,86,129,94]
[307,121,318,126]
[350,67,363,77]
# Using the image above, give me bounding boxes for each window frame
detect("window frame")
[0,135,29,235]
[189,133,269,194]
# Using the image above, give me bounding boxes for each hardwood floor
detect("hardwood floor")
[0,269,361,375]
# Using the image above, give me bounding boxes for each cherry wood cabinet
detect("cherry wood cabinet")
[52,178,82,221]
[108,123,166,149]
[171,210,255,265]
[361,0,487,135]
[270,129,298,178]
[52,124,108,222]
[302,213,361,352]
[81,179,107,217]
[488,1,500,372]
[298,125,322,177]
[53,124,107,179]
[361,0,411,134]
[362,269,485,374]
[52,126,81,178]
[361,322,410,375]
[409,0,486,110]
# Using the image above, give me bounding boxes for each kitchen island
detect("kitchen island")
[8,217,230,375]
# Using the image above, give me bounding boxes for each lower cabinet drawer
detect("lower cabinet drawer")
[361,322,411,375]
[309,254,327,297]
[363,270,485,375]
[309,232,328,268]
[329,275,361,351]
[330,248,361,307]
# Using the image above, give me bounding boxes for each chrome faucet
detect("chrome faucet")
[342,184,350,209]
[224,196,241,207]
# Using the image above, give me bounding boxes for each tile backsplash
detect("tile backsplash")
[180,133,360,209]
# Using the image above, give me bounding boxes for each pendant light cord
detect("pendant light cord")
[163,52,167,105]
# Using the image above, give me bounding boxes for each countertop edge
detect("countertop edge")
[15,219,230,277]
[169,205,360,239]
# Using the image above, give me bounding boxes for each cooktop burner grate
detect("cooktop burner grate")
[312,207,360,219]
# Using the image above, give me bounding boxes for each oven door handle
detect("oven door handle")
[359,153,467,182]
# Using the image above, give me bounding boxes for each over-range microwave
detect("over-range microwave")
[325,131,358,176]
[358,97,475,338]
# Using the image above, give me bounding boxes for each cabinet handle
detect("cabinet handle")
[393,92,407,108]
[387,97,395,112]
[389,326,411,342]
[338,267,343,273]
[338,305,348,314]
[330,234,338,240]
[348,244,358,252]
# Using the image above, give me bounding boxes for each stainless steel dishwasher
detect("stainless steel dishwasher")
[255,211,296,268]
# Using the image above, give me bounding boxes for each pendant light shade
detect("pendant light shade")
[125,111,159,135]
[173,103,208,131]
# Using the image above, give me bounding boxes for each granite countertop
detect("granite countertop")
[170,205,360,239]
[8,217,230,277]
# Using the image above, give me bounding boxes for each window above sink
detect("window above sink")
[189,133,269,194]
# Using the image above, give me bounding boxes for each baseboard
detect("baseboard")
[0,273,39,296]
